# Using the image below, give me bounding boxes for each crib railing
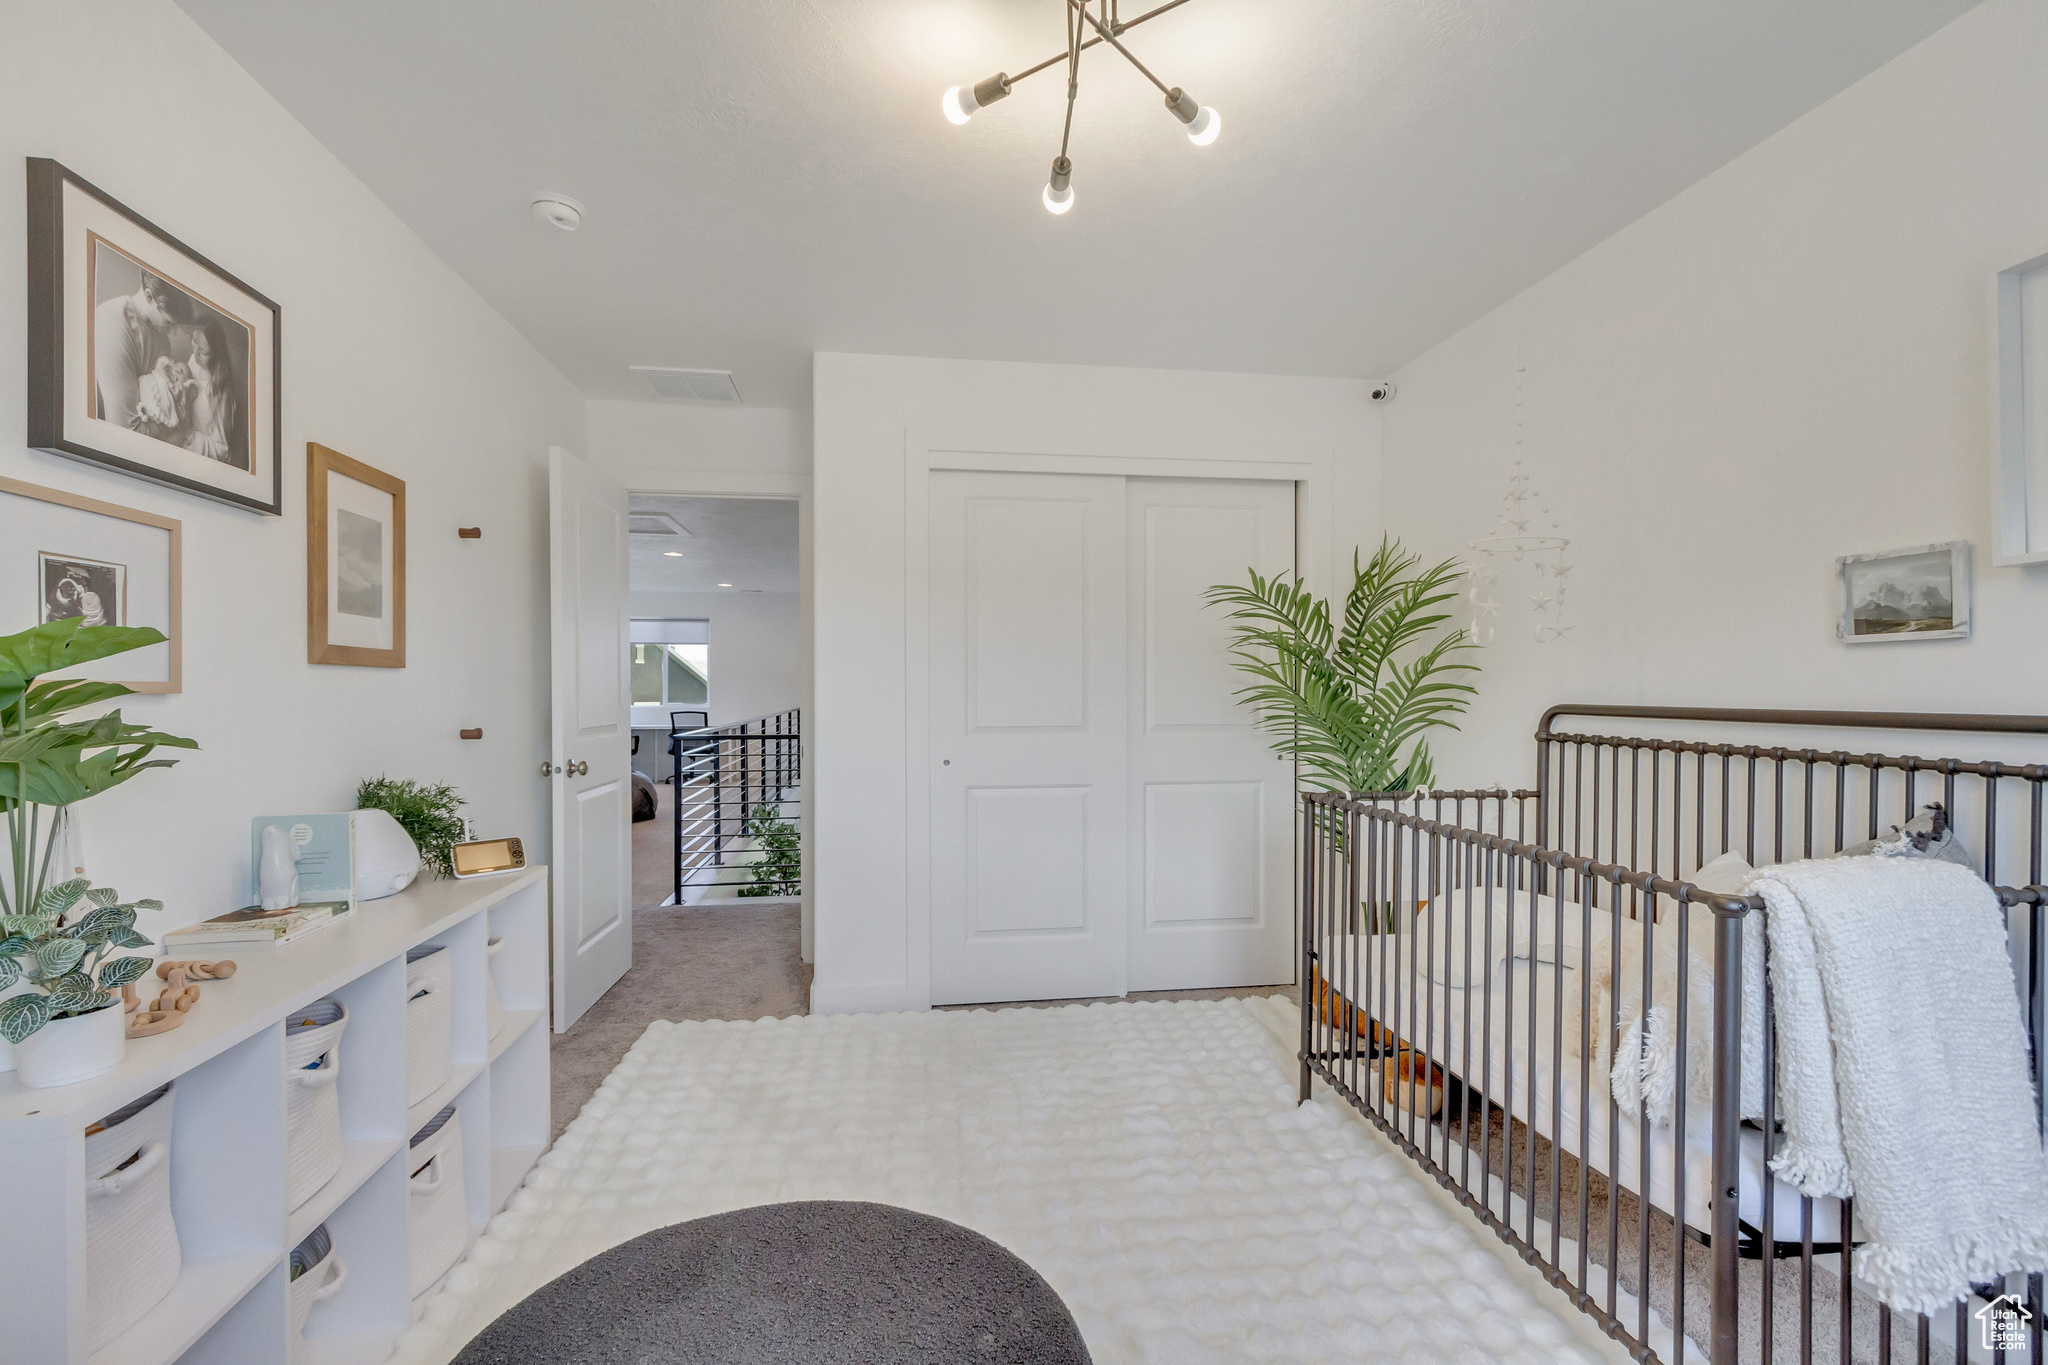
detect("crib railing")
[1302,789,1754,1363]
[1300,705,2048,1365]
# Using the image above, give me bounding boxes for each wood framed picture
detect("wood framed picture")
[26,157,282,516]
[0,474,182,692]
[308,443,406,667]
[1837,541,1971,643]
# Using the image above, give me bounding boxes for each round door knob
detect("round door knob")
[567,759,589,777]
[538,762,560,777]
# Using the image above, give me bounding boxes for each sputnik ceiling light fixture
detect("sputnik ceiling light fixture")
[942,0,1219,215]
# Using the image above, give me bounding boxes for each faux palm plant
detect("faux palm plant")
[0,618,196,1042]
[1205,537,1478,794]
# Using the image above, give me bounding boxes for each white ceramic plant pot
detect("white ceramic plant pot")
[0,977,32,1074]
[16,1002,127,1088]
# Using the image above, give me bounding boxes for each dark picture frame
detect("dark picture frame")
[26,157,282,516]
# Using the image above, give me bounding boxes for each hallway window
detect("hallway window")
[630,619,710,711]
[632,642,708,706]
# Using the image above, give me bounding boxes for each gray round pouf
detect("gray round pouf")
[450,1200,1094,1365]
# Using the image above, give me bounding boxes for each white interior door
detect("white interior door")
[928,471,1128,1006]
[549,446,632,1030]
[1126,478,1296,990]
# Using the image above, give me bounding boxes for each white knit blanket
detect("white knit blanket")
[1739,855,2048,1313]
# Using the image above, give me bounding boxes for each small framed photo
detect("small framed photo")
[26,158,282,516]
[1,475,181,692]
[1837,541,1971,643]
[307,443,406,667]
[40,553,125,627]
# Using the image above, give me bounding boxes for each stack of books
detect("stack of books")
[163,901,352,951]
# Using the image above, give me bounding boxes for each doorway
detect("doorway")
[926,471,1296,1007]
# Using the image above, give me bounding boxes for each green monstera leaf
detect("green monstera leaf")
[0,618,165,711]
[0,993,51,1044]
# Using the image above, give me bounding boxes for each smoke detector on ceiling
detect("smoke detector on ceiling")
[631,367,742,404]
[530,193,585,231]
[629,512,693,538]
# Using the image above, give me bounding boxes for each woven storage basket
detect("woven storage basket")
[404,944,454,1106]
[407,1103,468,1299]
[284,999,347,1212]
[85,1083,180,1351]
[485,936,505,1041]
[287,1222,348,1364]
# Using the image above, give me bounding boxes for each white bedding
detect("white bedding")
[1315,933,1841,1242]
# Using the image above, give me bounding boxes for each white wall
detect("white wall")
[1382,0,2048,788]
[810,352,1381,1013]
[627,590,800,729]
[0,0,585,935]
[587,399,811,483]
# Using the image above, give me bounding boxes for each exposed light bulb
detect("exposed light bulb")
[941,73,1010,126]
[1043,154,1074,215]
[1164,88,1221,147]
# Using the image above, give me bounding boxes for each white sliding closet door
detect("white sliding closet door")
[1126,479,1296,991]
[928,471,1129,1006]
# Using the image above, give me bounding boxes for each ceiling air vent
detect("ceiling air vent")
[631,367,742,403]
[629,512,692,538]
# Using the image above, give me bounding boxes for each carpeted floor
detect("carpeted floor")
[550,903,813,1139]
[631,781,677,907]
[399,998,1627,1365]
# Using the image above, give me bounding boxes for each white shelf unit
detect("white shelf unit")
[0,867,551,1365]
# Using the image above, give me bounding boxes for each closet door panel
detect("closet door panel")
[929,471,1127,1006]
[1127,478,1296,991]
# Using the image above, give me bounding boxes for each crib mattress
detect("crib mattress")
[1312,935,1841,1242]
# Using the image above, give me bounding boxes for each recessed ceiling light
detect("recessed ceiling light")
[663,551,684,557]
[717,583,733,588]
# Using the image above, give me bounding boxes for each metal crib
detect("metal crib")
[1299,705,2046,1365]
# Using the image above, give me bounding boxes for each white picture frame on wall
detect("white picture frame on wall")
[1836,541,1970,644]
[1991,248,2048,566]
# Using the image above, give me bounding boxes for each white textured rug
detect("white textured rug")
[396,997,1613,1365]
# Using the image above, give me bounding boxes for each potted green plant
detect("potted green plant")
[1205,536,1479,794]
[355,777,467,879]
[0,618,197,1084]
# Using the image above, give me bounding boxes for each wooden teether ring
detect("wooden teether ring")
[127,1009,183,1038]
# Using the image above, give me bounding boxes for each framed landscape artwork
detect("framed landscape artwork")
[1837,541,1971,643]
[307,443,406,667]
[26,158,282,516]
[0,474,182,692]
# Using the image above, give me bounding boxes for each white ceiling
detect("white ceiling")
[177,0,1974,409]
[629,496,798,594]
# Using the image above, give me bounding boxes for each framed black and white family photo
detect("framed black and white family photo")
[26,157,282,516]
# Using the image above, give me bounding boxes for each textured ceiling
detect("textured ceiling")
[629,496,798,594]
[177,0,1975,408]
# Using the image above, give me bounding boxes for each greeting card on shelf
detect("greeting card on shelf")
[249,814,358,913]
